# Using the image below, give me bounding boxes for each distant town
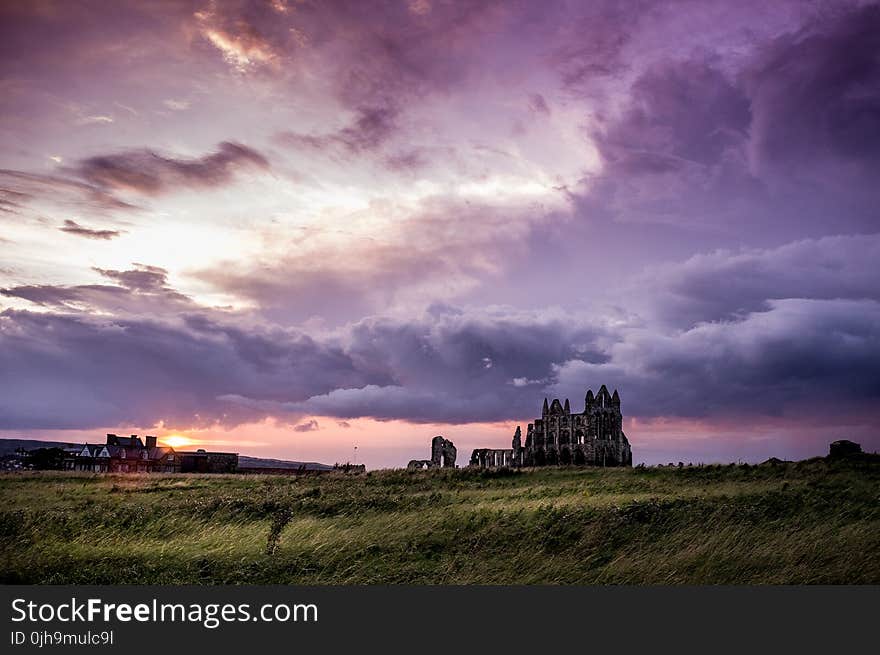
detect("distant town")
[0,433,364,475]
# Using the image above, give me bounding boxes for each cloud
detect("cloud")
[76,114,114,125]
[581,55,756,227]
[577,4,880,233]
[639,234,880,327]
[1,264,192,315]
[93,263,175,292]
[223,304,612,423]
[744,4,880,183]
[555,233,880,420]
[0,308,369,430]
[0,169,135,213]
[0,294,611,429]
[195,196,561,325]
[383,149,429,173]
[293,419,319,433]
[551,298,880,421]
[194,4,285,72]
[546,1,641,91]
[163,99,189,111]
[1,142,269,218]
[59,219,121,240]
[280,105,400,154]
[0,188,28,214]
[74,141,269,196]
[3,234,880,432]
[527,93,550,115]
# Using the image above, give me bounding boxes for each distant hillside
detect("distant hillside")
[0,438,333,471]
[0,439,82,455]
[237,456,333,471]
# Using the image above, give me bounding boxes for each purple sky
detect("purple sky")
[1,0,879,467]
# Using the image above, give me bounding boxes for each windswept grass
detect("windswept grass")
[1,458,878,584]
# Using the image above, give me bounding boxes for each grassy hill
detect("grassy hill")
[1,457,878,584]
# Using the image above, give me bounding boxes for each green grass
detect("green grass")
[1,458,878,584]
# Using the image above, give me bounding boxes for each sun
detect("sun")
[163,434,194,449]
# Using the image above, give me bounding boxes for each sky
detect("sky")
[1,0,879,468]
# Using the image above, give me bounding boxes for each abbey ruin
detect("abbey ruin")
[407,435,457,469]
[470,385,633,468]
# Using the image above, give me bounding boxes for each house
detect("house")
[64,434,179,473]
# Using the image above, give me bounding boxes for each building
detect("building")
[407,436,457,469]
[65,434,179,473]
[63,434,235,473]
[470,385,633,468]
[177,449,239,473]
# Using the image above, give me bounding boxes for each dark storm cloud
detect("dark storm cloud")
[557,232,880,419]
[640,234,880,327]
[552,298,880,421]
[581,56,759,227]
[0,299,610,429]
[4,261,880,429]
[0,308,370,430]
[580,3,880,233]
[59,219,121,240]
[275,1,647,160]
[597,58,750,169]
[74,141,269,196]
[222,305,612,424]
[745,3,880,179]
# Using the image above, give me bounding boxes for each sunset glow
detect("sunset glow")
[162,435,195,450]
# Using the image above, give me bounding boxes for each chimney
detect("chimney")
[145,435,157,448]
[106,433,118,445]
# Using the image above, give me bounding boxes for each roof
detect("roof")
[109,436,144,448]
[72,443,174,460]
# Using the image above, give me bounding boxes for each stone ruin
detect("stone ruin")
[407,435,457,470]
[829,440,863,457]
[470,385,633,469]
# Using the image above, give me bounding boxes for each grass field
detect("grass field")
[2,457,878,584]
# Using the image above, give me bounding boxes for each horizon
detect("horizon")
[2,0,879,470]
